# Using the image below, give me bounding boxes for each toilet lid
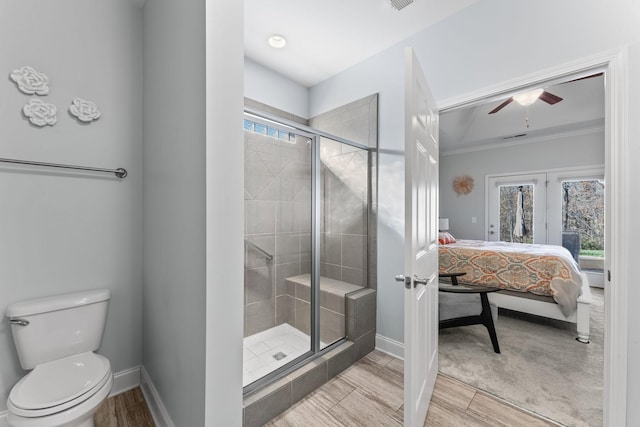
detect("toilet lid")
[9,352,111,411]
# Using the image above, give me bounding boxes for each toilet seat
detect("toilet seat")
[8,352,111,418]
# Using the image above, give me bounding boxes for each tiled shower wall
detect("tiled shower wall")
[319,140,369,287]
[310,95,378,290]
[244,125,312,337]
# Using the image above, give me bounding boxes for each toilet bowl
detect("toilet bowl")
[7,353,113,427]
[5,290,113,427]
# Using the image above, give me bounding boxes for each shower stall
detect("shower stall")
[242,106,376,393]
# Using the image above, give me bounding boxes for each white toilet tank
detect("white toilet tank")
[6,289,111,370]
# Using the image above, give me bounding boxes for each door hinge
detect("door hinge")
[608,270,611,282]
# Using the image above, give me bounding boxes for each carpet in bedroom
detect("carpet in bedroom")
[438,287,604,427]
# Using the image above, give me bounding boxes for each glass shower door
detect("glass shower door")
[243,116,313,387]
[318,136,370,350]
[242,109,374,391]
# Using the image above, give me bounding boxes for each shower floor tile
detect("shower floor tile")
[243,323,311,387]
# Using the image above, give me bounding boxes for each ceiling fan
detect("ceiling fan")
[487,72,603,115]
[488,88,562,114]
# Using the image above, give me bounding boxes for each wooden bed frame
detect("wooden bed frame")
[487,274,592,343]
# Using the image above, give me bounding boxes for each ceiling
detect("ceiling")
[244,0,478,88]
[440,75,605,155]
[244,1,604,154]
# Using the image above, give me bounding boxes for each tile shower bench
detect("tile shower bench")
[284,274,376,355]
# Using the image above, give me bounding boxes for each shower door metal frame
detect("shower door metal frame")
[243,108,371,396]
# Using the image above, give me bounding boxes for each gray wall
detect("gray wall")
[143,0,244,425]
[142,0,207,426]
[0,0,143,414]
[245,58,309,119]
[440,130,605,240]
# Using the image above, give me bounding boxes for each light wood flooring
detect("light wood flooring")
[95,351,561,426]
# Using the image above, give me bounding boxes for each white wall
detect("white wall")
[440,130,605,240]
[626,41,640,426]
[0,0,143,414]
[245,58,309,118]
[308,0,640,422]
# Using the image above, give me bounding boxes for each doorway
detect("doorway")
[437,54,627,426]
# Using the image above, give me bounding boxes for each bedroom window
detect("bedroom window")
[489,167,605,272]
[487,173,546,243]
[498,184,534,243]
[561,178,605,267]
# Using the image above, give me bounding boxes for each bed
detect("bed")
[438,238,592,343]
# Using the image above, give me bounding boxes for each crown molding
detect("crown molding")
[441,124,604,157]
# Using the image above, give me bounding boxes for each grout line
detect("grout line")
[465,390,477,413]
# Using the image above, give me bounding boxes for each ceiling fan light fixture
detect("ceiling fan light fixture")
[268,34,287,49]
[513,88,544,107]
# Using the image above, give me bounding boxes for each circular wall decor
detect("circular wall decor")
[453,175,474,195]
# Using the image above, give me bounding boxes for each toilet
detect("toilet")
[5,289,113,427]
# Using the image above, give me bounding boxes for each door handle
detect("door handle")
[413,275,429,286]
[395,275,412,289]
[396,275,429,288]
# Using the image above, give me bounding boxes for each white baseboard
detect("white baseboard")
[586,270,604,288]
[375,334,404,359]
[110,366,141,397]
[140,366,175,427]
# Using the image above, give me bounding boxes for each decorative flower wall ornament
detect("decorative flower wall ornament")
[10,66,50,95]
[23,99,57,127]
[453,175,474,196]
[69,97,101,123]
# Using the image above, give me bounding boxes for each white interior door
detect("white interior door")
[402,47,439,427]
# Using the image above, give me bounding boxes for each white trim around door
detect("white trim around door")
[438,47,629,427]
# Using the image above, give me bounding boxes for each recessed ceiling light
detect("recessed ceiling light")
[268,34,287,49]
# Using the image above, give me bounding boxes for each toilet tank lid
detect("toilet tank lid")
[6,289,111,318]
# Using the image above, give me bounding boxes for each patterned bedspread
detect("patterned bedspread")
[439,240,583,315]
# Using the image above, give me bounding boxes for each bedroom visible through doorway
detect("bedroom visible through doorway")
[438,70,606,426]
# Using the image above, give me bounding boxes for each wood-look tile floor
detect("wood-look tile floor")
[94,351,561,426]
[94,387,155,427]
[267,350,562,427]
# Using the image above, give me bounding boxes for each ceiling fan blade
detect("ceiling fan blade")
[563,72,604,84]
[488,98,513,114]
[539,91,563,105]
